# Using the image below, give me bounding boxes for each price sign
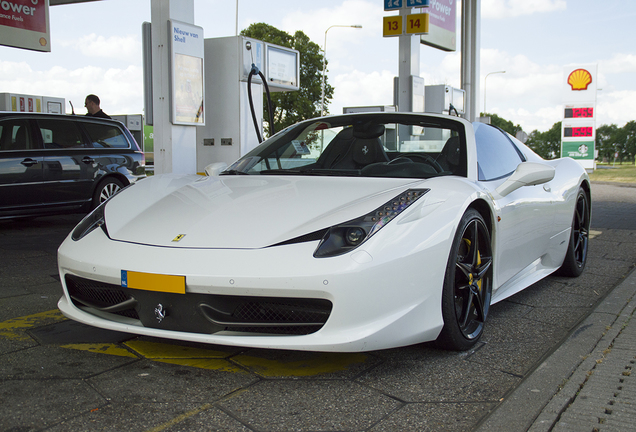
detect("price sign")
[564,126,593,137]
[564,107,594,119]
[383,15,403,37]
[384,0,403,10]
[406,0,430,6]
[405,12,429,34]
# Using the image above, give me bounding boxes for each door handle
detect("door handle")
[20,158,38,167]
[82,156,95,164]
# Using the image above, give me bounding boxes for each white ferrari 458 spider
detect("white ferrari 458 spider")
[58,112,590,352]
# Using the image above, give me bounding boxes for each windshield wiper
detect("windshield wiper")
[259,169,302,175]
[220,170,250,175]
[259,168,361,176]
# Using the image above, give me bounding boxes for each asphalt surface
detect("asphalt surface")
[0,181,635,432]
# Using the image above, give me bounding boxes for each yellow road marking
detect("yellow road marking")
[124,340,232,359]
[233,352,368,377]
[0,310,66,341]
[153,358,246,372]
[143,403,214,432]
[60,343,138,358]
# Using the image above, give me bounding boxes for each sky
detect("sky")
[1,0,635,133]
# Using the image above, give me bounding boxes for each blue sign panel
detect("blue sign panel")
[384,0,403,10]
[406,0,430,6]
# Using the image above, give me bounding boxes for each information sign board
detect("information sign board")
[168,19,205,126]
[384,0,403,10]
[406,13,429,34]
[406,0,430,7]
[419,0,456,51]
[383,15,403,37]
[0,0,51,52]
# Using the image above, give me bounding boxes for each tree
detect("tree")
[240,23,332,136]
[622,121,636,164]
[526,121,562,159]
[595,124,619,162]
[480,112,523,137]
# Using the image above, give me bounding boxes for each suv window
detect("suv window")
[474,123,524,181]
[82,123,130,149]
[0,120,35,151]
[37,119,86,149]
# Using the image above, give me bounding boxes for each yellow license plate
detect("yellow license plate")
[121,270,185,294]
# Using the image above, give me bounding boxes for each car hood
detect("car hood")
[104,174,425,248]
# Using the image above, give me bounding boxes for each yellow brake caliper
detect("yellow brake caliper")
[462,238,482,292]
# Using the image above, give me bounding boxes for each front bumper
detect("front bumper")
[57,227,448,352]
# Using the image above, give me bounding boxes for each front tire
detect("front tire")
[436,209,493,351]
[557,187,590,277]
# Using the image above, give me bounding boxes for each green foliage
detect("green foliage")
[595,121,636,164]
[526,121,562,159]
[480,113,523,136]
[240,23,332,136]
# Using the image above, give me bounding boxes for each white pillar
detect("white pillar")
[396,8,420,112]
[151,0,197,175]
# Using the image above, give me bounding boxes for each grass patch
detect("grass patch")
[589,163,636,183]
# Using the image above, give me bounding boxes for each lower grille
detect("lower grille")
[65,275,139,319]
[64,275,332,336]
[207,299,333,335]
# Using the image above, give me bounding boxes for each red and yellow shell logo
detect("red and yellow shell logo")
[567,69,592,91]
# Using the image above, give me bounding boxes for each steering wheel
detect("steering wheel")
[397,153,444,173]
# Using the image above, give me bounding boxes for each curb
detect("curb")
[474,267,636,432]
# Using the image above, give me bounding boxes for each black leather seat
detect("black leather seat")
[318,122,389,169]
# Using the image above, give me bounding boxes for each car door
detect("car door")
[80,119,134,181]
[36,117,95,207]
[474,123,556,287]
[0,118,44,214]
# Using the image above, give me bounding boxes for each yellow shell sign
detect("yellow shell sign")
[567,68,592,91]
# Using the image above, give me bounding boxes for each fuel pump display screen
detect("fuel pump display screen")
[266,46,299,90]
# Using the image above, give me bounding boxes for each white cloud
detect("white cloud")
[62,34,141,63]
[601,53,636,74]
[0,61,143,114]
[279,0,377,46]
[482,0,566,19]
[597,90,636,128]
[330,69,395,114]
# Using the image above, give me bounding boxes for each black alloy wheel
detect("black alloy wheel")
[557,187,590,277]
[437,209,493,351]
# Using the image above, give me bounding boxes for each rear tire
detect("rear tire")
[92,177,124,209]
[557,187,590,277]
[436,209,493,351]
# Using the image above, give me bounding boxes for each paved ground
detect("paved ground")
[0,181,635,431]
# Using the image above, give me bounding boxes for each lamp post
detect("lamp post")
[483,70,505,116]
[321,24,362,116]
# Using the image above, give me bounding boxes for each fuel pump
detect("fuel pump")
[196,36,299,173]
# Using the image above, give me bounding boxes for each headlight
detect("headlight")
[314,189,429,258]
[72,202,108,241]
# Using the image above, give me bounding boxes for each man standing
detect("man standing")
[84,94,111,119]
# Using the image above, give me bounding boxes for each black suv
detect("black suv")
[0,112,145,219]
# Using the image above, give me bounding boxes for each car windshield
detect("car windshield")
[223,114,467,179]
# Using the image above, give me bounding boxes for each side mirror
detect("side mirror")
[204,162,228,176]
[495,162,555,197]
